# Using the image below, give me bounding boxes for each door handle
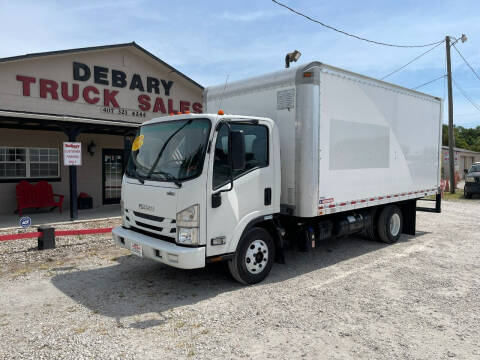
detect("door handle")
[264,188,272,206]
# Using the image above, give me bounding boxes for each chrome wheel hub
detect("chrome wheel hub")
[390,213,401,237]
[245,239,268,274]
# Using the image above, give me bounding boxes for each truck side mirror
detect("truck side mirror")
[230,130,246,171]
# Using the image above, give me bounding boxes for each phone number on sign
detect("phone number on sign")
[101,107,146,118]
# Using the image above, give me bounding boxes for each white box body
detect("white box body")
[205,62,442,217]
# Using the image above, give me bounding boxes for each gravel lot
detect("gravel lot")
[0,199,479,359]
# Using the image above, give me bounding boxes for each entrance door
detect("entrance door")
[102,149,124,204]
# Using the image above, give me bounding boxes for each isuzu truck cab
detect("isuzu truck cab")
[113,62,442,284]
[113,113,282,284]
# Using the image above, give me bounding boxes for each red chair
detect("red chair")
[15,181,37,216]
[15,181,64,215]
[35,181,64,213]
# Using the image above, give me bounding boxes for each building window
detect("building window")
[0,147,60,180]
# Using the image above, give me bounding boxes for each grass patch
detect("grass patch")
[74,326,87,334]
[425,192,468,201]
[174,320,186,330]
[442,192,468,201]
[12,268,31,277]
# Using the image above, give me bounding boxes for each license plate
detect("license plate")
[131,242,143,257]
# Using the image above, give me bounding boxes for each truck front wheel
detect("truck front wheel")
[228,227,275,285]
[377,205,403,244]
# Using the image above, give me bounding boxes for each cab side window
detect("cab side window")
[212,123,269,189]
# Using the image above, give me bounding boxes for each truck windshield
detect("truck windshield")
[469,164,480,173]
[126,118,211,183]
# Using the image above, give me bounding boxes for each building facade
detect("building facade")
[0,43,203,217]
[441,146,480,180]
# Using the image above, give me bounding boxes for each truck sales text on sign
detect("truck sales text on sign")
[15,61,203,116]
[63,142,82,166]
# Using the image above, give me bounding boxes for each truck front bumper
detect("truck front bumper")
[112,226,205,269]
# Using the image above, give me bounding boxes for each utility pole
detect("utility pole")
[445,36,455,193]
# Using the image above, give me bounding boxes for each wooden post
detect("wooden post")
[446,36,456,193]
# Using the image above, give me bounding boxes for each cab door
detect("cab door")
[206,121,274,257]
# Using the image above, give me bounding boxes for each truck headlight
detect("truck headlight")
[176,204,200,246]
[176,204,199,227]
[177,227,199,246]
[466,176,475,183]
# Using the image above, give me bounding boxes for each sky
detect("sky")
[1,0,480,127]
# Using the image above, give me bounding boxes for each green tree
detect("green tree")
[441,124,480,151]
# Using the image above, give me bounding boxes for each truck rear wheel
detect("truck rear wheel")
[228,227,275,285]
[365,208,379,241]
[377,205,403,244]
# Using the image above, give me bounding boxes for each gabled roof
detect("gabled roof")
[442,146,480,154]
[0,42,203,89]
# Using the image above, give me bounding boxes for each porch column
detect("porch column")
[64,127,82,220]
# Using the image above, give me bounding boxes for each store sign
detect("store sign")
[63,142,82,166]
[15,61,202,118]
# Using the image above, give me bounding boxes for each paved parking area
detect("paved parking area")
[0,199,479,359]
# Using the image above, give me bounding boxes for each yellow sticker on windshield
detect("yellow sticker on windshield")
[132,135,144,151]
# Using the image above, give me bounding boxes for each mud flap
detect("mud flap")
[273,220,286,264]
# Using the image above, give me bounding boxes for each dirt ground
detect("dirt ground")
[0,199,479,359]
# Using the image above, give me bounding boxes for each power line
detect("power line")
[452,44,480,82]
[271,0,445,48]
[452,78,480,112]
[381,41,445,80]
[412,75,446,90]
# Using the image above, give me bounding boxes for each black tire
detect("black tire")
[228,227,275,285]
[377,205,403,244]
[464,188,472,199]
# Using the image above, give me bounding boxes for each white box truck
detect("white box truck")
[112,62,442,284]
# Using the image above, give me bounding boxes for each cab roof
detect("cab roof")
[142,113,273,127]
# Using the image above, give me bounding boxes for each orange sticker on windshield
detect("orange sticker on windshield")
[132,135,144,151]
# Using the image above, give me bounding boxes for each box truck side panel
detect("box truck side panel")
[317,68,441,214]
[205,75,297,208]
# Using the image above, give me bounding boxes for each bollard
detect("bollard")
[37,226,55,250]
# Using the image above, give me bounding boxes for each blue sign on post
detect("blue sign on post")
[19,216,32,228]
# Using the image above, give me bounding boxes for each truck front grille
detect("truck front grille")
[133,211,165,222]
[135,221,163,232]
[130,226,176,244]
[127,209,176,239]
